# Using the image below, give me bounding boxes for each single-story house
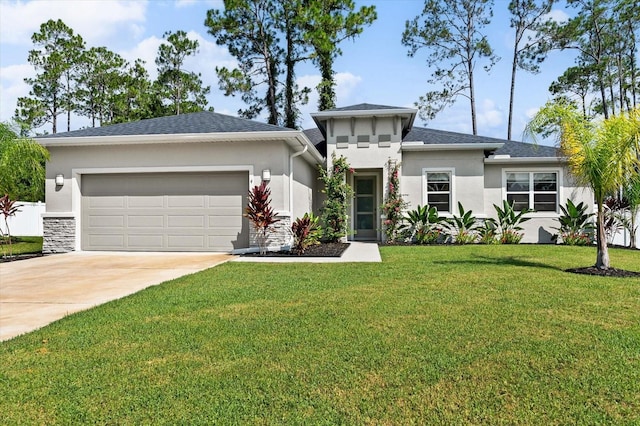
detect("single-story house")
[37,103,592,254]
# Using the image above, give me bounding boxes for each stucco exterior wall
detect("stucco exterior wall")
[45,140,316,214]
[291,154,317,220]
[401,150,486,214]
[484,162,594,243]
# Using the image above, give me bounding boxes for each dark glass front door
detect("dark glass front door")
[354,176,377,240]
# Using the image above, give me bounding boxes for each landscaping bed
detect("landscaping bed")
[243,242,349,257]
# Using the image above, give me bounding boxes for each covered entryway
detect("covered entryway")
[81,171,248,251]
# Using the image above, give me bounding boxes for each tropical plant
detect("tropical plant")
[554,199,595,246]
[0,194,21,258]
[444,202,480,244]
[0,123,50,202]
[404,204,444,244]
[526,101,640,269]
[478,219,499,244]
[381,160,408,243]
[622,173,640,248]
[493,200,532,244]
[318,153,353,242]
[603,196,627,244]
[245,181,280,255]
[291,212,320,255]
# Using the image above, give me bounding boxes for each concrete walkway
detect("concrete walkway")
[0,252,233,341]
[234,241,382,263]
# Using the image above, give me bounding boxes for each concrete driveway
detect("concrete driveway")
[0,252,233,341]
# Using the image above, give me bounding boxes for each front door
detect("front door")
[354,175,377,240]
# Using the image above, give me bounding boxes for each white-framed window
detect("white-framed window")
[505,170,559,212]
[423,168,454,213]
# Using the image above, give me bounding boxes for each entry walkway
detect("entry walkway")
[0,252,232,341]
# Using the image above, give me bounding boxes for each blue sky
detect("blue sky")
[0,0,576,142]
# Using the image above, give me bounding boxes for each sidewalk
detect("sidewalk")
[233,241,382,263]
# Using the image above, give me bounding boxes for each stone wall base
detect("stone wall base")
[43,216,76,254]
[249,213,292,252]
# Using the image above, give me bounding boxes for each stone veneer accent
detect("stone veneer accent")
[42,216,76,254]
[249,213,292,252]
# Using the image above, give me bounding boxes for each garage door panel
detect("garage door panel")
[128,196,164,208]
[128,235,164,248]
[128,215,164,227]
[209,215,243,227]
[168,196,206,208]
[168,215,205,228]
[82,172,248,251]
[88,234,125,248]
[168,235,205,248]
[88,197,125,208]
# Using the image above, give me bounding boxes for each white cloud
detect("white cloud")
[525,107,540,119]
[119,36,164,80]
[0,0,147,46]
[546,9,570,23]
[0,63,36,123]
[335,72,363,104]
[477,99,504,128]
[175,0,222,8]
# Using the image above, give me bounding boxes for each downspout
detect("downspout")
[289,144,308,216]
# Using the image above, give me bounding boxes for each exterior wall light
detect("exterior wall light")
[55,174,64,187]
[262,169,271,182]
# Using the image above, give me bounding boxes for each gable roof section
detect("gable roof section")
[37,111,290,139]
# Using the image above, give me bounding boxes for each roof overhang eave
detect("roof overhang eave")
[484,156,566,164]
[402,142,504,151]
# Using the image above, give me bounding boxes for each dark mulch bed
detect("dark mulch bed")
[244,242,350,257]
[0,253,43,263]
[566,266,640,278]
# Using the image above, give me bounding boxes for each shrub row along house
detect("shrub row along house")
[36,103,592,253]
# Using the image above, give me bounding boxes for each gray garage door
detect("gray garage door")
[81,172,248,251]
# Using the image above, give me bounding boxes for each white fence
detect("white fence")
[0,201,45,237]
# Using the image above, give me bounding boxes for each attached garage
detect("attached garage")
[81,171,249,251]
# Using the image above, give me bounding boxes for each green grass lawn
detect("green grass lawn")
[1,245,639,424]
[0,235,42,256]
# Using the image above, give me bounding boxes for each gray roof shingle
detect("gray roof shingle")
[327,103,408,112]
[493,140,559,158]
[36,111,291,139]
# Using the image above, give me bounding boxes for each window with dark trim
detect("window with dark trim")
[506,171,558,212]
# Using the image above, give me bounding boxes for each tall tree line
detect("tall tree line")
[205,0,376,129]
[403,0,639,138]
[15,20,210,135]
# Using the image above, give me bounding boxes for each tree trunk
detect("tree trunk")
[595,202,610,269]
[469,59,477,135]
[317,54,336,111]
[284,15,296,129]
[508,39,518,140]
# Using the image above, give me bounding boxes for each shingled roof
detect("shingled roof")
[36,111,291,139]
[326,103,409,112]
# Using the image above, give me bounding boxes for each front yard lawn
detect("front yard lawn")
[0,235,42,257]
[1,245,639,424]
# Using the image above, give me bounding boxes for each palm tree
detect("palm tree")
[526,101,640,269]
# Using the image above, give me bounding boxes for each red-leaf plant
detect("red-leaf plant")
[0,194,21,259]
[245,181,280,255]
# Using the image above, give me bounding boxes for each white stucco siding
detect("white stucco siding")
[484,163,594,243]
[291,153,317,220]
[401,150,486,214]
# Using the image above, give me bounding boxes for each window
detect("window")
[506,171,558,212]
[424,170,452,212]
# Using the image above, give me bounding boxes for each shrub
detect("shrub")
[381,160,408,243]
[245,181,280,255]
[0,194,20,258]
[478,219,499,245]
[291,213,320,255]
[493,200,532,244]
[444,202,480,244]
[318,153,353,242]
[404,204,445,244]
[554,199,595,246]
